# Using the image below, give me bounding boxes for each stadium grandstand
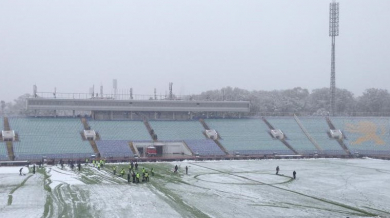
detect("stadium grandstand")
[1,87,390,164]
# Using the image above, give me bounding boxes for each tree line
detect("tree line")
[190,87,390,116]
[2,87,390,116]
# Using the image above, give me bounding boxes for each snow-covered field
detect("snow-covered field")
[0,158,389,217]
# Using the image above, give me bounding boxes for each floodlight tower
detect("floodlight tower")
[329,0,339,116]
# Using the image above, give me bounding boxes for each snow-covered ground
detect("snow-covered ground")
[0,158,389,217]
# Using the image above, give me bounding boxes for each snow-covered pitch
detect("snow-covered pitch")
[0,158,389,217]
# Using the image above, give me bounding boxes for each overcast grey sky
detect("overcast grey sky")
[1,0,389,102]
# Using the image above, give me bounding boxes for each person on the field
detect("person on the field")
[78,162,81,171]
[136,172,140,183]
[135,162,138,170]
[127,173,131,183]
[293,171,296,179]
[145,172,149,182]
[33,165,36,174]
[19,167,23,176]
[130,161,134,170]
[97,162,101,170]
[113,166,117,175]
[185,166,188,175]
[121,168,125,177]
[276,166,279,175]
[85,158,89,166]
[174,165,178,173]
[151,168,154,176]
[132,171,136,183]
[142,167,146,176]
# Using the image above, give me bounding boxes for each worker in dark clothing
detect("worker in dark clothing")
[33,165,36,174]
[135,162,138,170]
[78,162,81,171]
[293,171,296,179]
[127,173,131,183]
[185,166,188,175]
[132,171,136,183]
[130,161,134,170]
[174,165,178,173]
[19,168,23,176]
[113,166,117,175]
[276,166,279,175]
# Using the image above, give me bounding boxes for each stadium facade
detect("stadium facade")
[1,90,390,164]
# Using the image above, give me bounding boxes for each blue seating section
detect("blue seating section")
[88,120,150,140]
[0,145,8,160]
[1,117,389,159]
[149,121,205,140]
[330,117,390,155]
[9,118,94,160]
[96,140,134,158]
[296,117,344,153]
[205,119,291,154]
[185,140,225,156]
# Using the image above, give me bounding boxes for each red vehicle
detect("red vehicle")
[146,146,157,157]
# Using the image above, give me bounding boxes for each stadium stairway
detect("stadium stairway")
[129,141,140,157]
[326,117,351,155]
[261,117,299,155]
[3,117,15,161]
[81,118,100,157]
[143,118,157,141]
[199,119,229,155]
[294,115,323,152]
[182,141,195,156]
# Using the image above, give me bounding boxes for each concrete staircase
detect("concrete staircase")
[262,117,299,155]
[143,118,157,141]
[3,117,15,161]
[294,114,323,152]
[326,117,351,155]
[198,119,229,155]
[80,118,100,157]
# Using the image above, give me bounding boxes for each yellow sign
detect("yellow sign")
[345,121,386,145]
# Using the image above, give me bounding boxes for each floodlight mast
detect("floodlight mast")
[329,1,339,116]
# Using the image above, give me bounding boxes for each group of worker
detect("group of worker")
[112,161,154,184]
[90,159,106,170]
[276,166,297,179]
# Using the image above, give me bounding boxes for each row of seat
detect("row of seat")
[185,140,225,156]
[1,117,389,160]
[95,140,134,158]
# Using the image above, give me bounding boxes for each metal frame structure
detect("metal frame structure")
[329,1,339,116]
